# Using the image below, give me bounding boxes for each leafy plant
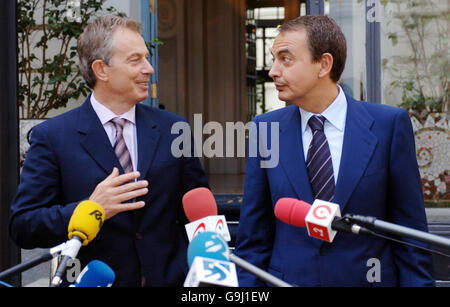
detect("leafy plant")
[17,0,125,119]
[382,0,449,117]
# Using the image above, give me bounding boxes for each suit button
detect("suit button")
[136,233,143,240]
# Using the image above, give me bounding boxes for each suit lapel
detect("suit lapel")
[279,105,315,204]
[334,96,377,212]
[78,98,120,175]
[78,100,162,177]
[136,104,161,178]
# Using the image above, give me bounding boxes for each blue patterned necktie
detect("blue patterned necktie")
[306,115,335,201]
[111,118,133,173]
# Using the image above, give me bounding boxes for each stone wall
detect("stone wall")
[410,113,450,202]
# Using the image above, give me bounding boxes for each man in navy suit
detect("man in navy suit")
[10,16,208,286]
[235,15,435,286]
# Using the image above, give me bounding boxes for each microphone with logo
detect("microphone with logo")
[185,231,293,287]
[183,189,293,287]
[70,260,115,287]
[274,198,373,243]
[183,187,231,242]
[275,198,450,251]
[184,231,238,287]
[50,200,105,287]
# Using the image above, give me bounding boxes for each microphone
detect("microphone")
[187,231,230,267]
[274,198,311,228]
[275,198,373,242]
[0,242,68,281]
[183,187,217,222]
[275,198,450,256]
[184,231,237,287]
[183,189,292,286]
[182,187,231,242]
[345,214,450,250]
[72,260,115,287]
[186,231,292,287]
[50,200,105,287]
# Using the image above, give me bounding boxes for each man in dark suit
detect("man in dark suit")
[234,15,435,286]
[9,15,208,286]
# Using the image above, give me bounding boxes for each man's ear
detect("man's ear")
[318,53,334,79]
[91,59,109,82]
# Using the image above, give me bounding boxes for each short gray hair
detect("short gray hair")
[77,15,143,89]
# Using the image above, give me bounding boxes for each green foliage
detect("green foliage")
[17,0,125,119]
[382,0,449,117]
[146,38,163,57]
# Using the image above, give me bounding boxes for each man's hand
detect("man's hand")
[89,167,148,220]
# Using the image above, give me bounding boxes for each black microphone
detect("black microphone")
[0,242,66,281]
[345,214,450,250]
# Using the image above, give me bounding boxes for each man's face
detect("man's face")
[269,29,322,106]
[104,27,154,105]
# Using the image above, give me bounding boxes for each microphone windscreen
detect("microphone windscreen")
[274,198,312,228]
[68,200,105,246]
[187,231,229,267]
[74,260,115,287]
[182,187,218,222]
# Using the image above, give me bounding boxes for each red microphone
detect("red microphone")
[274,198,312,228]
[182,187,217,222]
[275,198,369,242]
[182,187,231,242]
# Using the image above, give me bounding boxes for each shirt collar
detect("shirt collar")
[90,93,136,125]
[299,85,347,134]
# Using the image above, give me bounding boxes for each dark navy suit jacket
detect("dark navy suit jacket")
[10,96,209,286]
[235,96,435,286]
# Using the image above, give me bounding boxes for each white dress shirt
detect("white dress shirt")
[299,85,347,183]
[90,93,138,172]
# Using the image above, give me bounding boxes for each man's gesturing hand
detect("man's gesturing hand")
[89,167,148,220]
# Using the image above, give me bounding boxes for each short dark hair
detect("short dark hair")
[279,15,347,83]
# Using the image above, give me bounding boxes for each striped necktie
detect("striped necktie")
[306,115,335,201]
[111,118,133,173]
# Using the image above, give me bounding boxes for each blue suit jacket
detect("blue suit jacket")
[10,97,209,286]
[235,96,435,286]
